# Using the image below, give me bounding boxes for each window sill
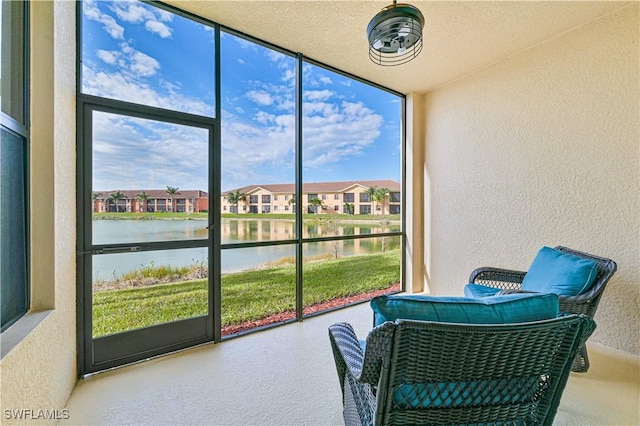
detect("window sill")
[0,310,53,360]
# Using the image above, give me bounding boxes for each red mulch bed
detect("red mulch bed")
[221,283,401,336]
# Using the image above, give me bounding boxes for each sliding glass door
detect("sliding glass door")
[79,102,216,371]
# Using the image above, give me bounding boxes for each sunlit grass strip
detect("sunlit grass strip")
[92,250,400,337]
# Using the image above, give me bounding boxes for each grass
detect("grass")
[92,249,400,336]
[93,212,400,221]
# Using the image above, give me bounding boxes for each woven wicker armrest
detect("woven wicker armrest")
[469,267,526,291]
[329,322,396,386]
[576,315,597,349]
[329,322,384,426]
[329,323,365,389]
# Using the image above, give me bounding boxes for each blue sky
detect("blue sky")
[83,0,401,193]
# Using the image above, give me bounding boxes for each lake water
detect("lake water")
[92,218,400,281]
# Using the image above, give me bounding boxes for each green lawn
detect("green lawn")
[92,249,400,336]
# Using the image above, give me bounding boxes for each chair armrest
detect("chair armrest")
[329,323,378,426]
[469,267,527,290]
[329,322,365,392]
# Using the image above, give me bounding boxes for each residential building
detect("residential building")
[92,189,209,213]
[221,180,401,215]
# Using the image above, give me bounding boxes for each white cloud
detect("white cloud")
[304,90,334,101]
[246,90,274,106]
[255,111,276,124]
[304,101,337,116]
[109,43,161,77]
[96,50,119,65]
[154,8,174,23]
[301,100,382,169]
[92,112,209,191]
[145,20,172,38]
[111,2,174,38]
[319,76,333,85]
[277,100,295,111]
[111,2,151,23]
[130,51,160,77]
[267,51,287,63]
[221,111,296,191]
[83,0,125,40]
[282,69,295,83]
[82,64,214,117]
[219,91,384,190]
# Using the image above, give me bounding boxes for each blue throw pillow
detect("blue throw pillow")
[521,246,598,296]
[370,293,559,327]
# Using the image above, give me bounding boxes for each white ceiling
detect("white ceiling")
[165,1,630,94]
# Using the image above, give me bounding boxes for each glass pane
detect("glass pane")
[302,61,402,220]
[302,237,401,316]
[221,217,295,245]
[221,245,296,336]
[81,0,215,117]
[220,32,296,241]
[92,247,208,337]
[301,208,400,239]
[91,111,209,244]
[1,0,26,123]
[0,127,28,330]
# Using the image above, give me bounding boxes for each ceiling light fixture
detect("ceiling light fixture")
[367,0,425,66]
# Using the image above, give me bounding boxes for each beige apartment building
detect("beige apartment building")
[221,180,401,215]
[92,189,209,213]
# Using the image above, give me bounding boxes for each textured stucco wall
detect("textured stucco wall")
[0,2,77,424]
[421,4,639,355]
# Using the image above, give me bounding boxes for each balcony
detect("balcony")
[2,2,638,423]
[62,301,639,425]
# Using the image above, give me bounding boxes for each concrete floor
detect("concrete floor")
[62,303,640,425]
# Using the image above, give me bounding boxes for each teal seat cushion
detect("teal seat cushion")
[464,283,502,298]
[370,293,559,327]
[521,246,598,296]
[393,376,541,409]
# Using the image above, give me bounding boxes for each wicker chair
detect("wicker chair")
[468,245,617,372]
[329,315,595,426]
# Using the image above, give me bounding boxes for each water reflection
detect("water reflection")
[94,217,400,245]
[92,218,401,280]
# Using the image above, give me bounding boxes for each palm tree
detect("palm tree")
[366,186,377,215]
[344,202,355,215]
[287,197,296,213]
[165,186,180,213]
[308,197,324,214]
[108,190,125,213]
[136,191,150,213]
[373,187,391,216]
[226,190,247,214]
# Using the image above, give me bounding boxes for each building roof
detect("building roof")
[224,180,400,195]
[93,189,208,199]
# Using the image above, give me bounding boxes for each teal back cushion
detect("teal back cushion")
[521,246,598,296]
[370,293,559,327]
